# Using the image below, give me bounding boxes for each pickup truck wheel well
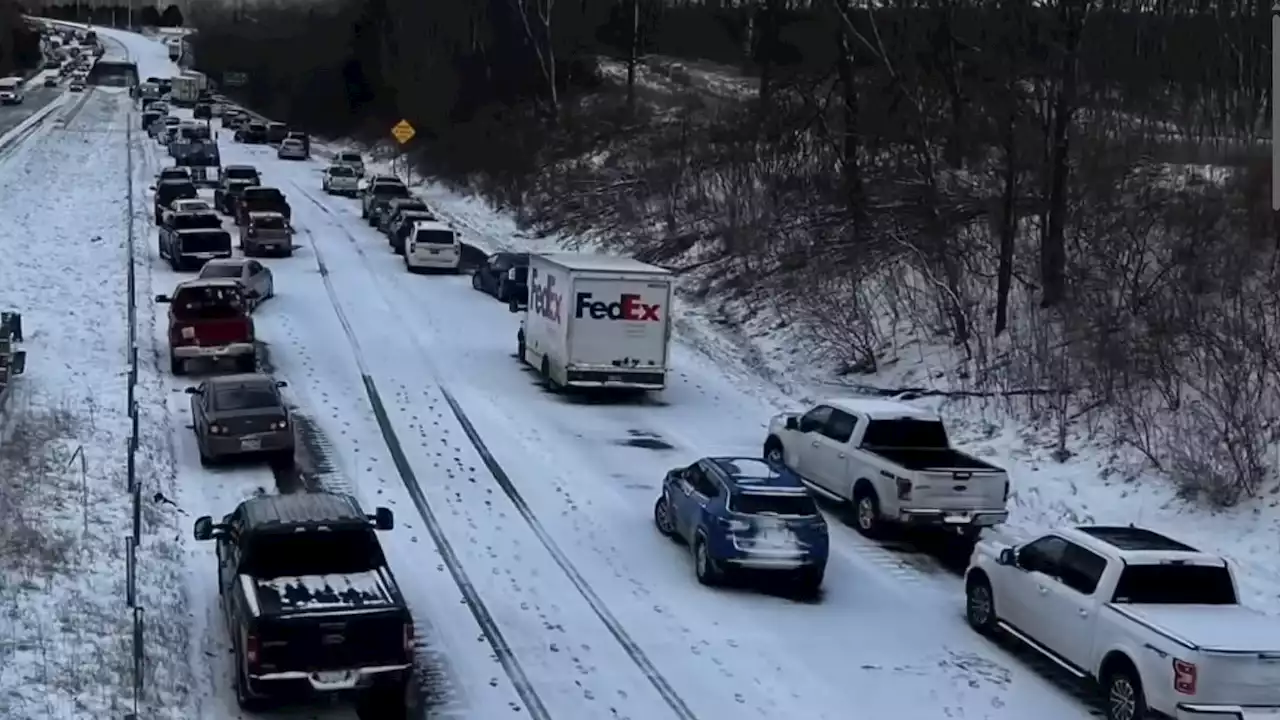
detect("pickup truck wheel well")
[853,478,877,501]
[1098,650,1139,688]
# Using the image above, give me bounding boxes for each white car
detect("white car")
[321,164,360,196]
[0,78,24,105]
[404,220,460,273]
[277,139,307,160]
[333,150,364,177]
[197,258,274,309]
[966,525,1280,720]
[161,198,214,224]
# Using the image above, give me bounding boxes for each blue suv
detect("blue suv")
[654,456,828,595]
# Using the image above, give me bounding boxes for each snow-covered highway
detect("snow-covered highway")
[0,24,1103,720]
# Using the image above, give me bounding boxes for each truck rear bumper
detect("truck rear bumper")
[248,663,411,697]
[565,368,666,390]
[1176,704,1280,719]
[172,342,254,359]
[899,509,1009,528]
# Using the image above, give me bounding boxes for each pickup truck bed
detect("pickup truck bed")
[1114,603,1280,651]
[867,446,1001,472]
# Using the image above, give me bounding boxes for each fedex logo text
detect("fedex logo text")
[530,270,563,323]
[575,293,662,321]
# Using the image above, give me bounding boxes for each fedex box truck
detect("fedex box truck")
[514,253,673,392]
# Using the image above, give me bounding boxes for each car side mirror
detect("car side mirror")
[148,184,155,191]
[998,548,1017,566]
[275,380,287,388]
[245,289,260,299]
[372,507,394,531]
[784,416,798,431]
[154,294,170,303]
[193,515,214,541]
[183,386,199,394]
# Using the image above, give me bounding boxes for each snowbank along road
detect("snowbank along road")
[3,23,1113,720]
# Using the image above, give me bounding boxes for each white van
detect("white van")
[0,77,24,105]
[404,221,460,273]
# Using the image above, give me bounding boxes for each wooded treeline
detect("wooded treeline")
[188,0,1277,506]
[0,1,44,74]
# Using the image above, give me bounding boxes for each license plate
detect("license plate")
[240,438,261,451]
[429,249,440,254]
[943,513,972,524]
[312,670,353,684]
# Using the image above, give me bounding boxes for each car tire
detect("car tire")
[234,656,267,711]
[852,484,883,538]
[271,449,294,469]
[763,438,785,467]
[1103,663,1147,720]
[653,496,676,539]
[965,575,998,635]
[169,353,185,375]
[472,273,483,291]
[198,445,213,467]
[516,331,525,363]
[793,567,823,598]
[693,537,721,586]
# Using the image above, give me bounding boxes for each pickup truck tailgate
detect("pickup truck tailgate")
[177,317,250,346]
[257,610,408,673]
[907,469,1006,511]
[1121,604,1280,705]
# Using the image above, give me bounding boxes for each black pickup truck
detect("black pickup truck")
[193,493,413,712]
[236,187,291,226]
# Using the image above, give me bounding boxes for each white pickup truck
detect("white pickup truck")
[966,525,1280,720]
[763,397,1009,540]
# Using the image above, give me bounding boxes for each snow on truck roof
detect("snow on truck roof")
[823,397,940,421]
[535,253,670,274]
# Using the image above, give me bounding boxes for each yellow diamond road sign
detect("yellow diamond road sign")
[391,119,415,145]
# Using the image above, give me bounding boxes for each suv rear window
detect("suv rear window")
[1112,563,1237,604]
[729,493,818,516]
[414,229,455,245]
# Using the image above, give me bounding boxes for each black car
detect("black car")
[160,227,232,272]
[235,122,268,144]
[265,122,288,144]
[283,130,310,156]
[472,252,529,303]
[192,493,412,712]
[193,103,212,120]
[153,179,198,220]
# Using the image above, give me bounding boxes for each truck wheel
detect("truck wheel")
[540,357,560,393]
[1102,663,1147,720]
[170,354,185,375]
[965,575,998,635]
[471,272,482,291]
[234,659,267,711]
[516,333,525,363]
[852,484,883,538]
[693,537,722,586]
[763,437,784,466]
[793,567,824,598]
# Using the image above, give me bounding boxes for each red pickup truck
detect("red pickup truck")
[156,279,256,375]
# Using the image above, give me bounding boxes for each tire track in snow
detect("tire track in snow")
[293,185,700,720]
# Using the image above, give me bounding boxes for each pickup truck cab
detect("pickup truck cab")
[236,187,291,226]
[156,279,256,375]
[764,398,1009,540]
[158,212,228,270]
[192,493,412,712]
[966,525,1280,720]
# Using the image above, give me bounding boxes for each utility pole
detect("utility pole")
[626,0,639,113]
[1273,0,1279,213]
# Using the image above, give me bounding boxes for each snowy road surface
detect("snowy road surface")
[59,24,1107,720]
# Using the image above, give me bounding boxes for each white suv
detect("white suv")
[0,78,23,105]
[404,221,460,273]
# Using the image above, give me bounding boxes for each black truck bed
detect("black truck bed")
[866,446,1002,473]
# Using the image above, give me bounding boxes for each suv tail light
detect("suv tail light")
[1173,658,1197,694]
[896,478,912,500]
[245,632,260,671]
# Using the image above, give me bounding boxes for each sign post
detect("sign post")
[391,119,416,186]
[1273,0,1279,211]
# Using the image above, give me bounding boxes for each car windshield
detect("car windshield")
[414,229,454,245]
[729,492,819,516]
[171,214,221,230]
[200,264,242,279]
[1111,564,1237,604]
[160,171,187,181]
[158,183,196,200]
[243,189,283,203]
[242,529,385,578]
[253,216,286,230]
[376,184,410,199]
[179,231,229,253]
[212,384,278,411]
[171,285,245,319]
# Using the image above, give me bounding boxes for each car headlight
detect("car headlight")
[272,420,287,430]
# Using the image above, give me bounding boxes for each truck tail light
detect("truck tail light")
[403,623,414,658]
[178,325,196,343]
[896,478,912,500]
[1173,658,1197,695]
[245,632,260,671]
[1002,481,1010,502]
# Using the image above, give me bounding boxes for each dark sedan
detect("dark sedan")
[186,374,295,467]
[472,252,529,304]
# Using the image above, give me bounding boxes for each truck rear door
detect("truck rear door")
[255,609,409,675]
[568,275,671,372]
